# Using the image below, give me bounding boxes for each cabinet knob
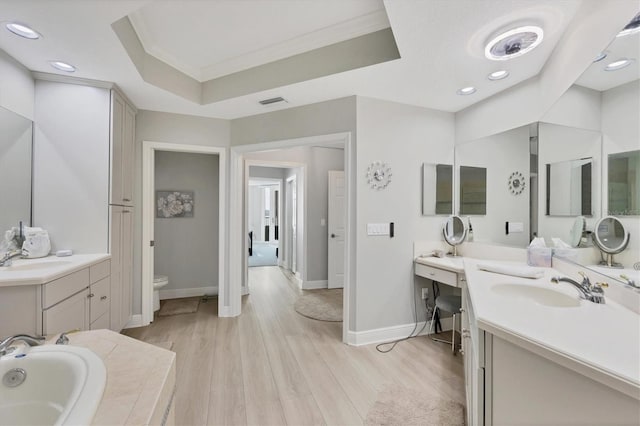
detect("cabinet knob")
[100,296,108,301]
[87,293,95,298]
[459,307,465,313]
[459,348,465,355]
[123,198,131,202]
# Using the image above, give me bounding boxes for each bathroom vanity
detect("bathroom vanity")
[0,254,115,337]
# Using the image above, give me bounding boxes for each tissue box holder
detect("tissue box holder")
[527,247,552,267]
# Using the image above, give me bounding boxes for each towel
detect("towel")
[476,262,544,279]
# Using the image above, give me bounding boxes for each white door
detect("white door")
[289,178,297,273]
[328,171,345,289]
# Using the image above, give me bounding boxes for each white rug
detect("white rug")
[364,384,465,426]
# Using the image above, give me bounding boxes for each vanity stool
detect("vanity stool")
[429,294,462,354]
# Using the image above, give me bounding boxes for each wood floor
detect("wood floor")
[124,266,464,425]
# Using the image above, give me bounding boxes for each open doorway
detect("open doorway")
[248,177,281,267]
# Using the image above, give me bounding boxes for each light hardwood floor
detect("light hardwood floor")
[124,266,464,425]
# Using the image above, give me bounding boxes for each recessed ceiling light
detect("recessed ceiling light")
[5,22,40,39]
[485,26,544,61]
[457,86,477,95]
[49,61,76,73]
[593,52,607,63]
[604,58,633,71]
[488,70,509,80]
[616,12,640,37]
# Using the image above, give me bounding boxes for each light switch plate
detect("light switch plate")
[367,223,390,236]
[508,222,524,233]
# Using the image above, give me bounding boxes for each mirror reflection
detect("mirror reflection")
[0,106,33,234]
[422,163,452,216]
[459,166,486,215]
[443,215,466,257]
[608,150,640,215]
[545,158,592,216]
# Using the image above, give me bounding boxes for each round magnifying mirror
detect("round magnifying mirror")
[443,215,467,257]
[592,216,629,268]
[569,216,586,248]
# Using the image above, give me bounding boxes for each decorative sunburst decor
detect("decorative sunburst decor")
[508,171,525,195]
[366,161,392,190]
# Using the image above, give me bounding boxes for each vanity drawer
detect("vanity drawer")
[42,268,90,309]
[90,276,110,323]
[415,263,458,286]
[90,259,110,284]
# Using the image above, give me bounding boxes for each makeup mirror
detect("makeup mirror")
[443,215,467,257]
[592,216,630,268]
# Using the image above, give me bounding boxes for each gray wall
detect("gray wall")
[133,110,230,313]
[154,151,219,293]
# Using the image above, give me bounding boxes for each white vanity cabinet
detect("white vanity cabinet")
[109,205,133,332]
[110,90,136,206]
[41,259,112,335]
[461,285,486,426]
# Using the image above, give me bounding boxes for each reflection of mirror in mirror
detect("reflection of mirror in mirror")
[569,215,586,248]
[608,150,640,215]
[422,163,452,216]
[0,106,33,234]
[545,158,592,216]
[593,216,630,268]
[443,215,467,257]
[459,166,486,215]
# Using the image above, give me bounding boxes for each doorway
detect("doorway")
[141,142,227,325]
[248,178,281,268]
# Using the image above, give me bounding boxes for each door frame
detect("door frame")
[244,161,304,295]
[285,175,297,273]
[142,141,227,325]
[230,132,353,343]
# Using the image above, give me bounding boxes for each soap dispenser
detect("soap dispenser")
[467,217,474,242]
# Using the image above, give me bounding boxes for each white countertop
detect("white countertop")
[0,254,110,287]
[415,255,465,274]
[463,258,640,399]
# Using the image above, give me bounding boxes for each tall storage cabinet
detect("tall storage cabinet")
[110,89,136,332]
[33,76,136,332]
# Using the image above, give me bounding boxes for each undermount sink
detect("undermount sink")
[3,260,72,271]
[0,345,106,425]
[491,284,581,308]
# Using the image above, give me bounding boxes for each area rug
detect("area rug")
[248,242,278,267]
[158,297,200,316]
[294,289,342,322]
[364,384,464,426]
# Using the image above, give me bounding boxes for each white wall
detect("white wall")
[455,126,531,247]
[154,151,219,295]
[134,110,230,314]
[0,49,34,120]
[33,80,111,253]
[538,123,602,246]
[355,97,455,332]
[542,85,602,131]
[601,79,640,266]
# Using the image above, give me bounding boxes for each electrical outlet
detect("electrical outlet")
[421,288,429,300]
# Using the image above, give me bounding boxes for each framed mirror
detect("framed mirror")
[459,166,486,215]
[443,215,467,257]
[0,106,33,235]
[422,163,453,216]
[545,157,593,216]
[608,150,640,215]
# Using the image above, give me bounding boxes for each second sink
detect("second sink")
[491,284,581,308]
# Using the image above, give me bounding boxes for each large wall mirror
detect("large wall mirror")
[422,163,453,215]
[0,106,33,235]
[608,150,639,215]
[545,158,593,216]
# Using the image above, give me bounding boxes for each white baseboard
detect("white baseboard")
[124,314,144,329]
[159,286,218,300]
[346,317,454,346]
[302,280,328,290]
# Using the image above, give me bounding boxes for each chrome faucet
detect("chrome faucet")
[620,274,639,289]
[0,334,45,356]
[551,272,608,304]
[0,249,23,267]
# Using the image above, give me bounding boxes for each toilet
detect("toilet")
[153,275,169,311]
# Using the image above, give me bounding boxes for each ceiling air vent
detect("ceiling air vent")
[259,96,286,105]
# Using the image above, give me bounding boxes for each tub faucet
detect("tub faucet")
[0,334,45,356]
[0,249,23,267]
[551,272,607,304]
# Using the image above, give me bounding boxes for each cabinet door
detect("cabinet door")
[110,90,125,205]
[110,205,123,331]
[90,276,110,323]
[43,289,90,335]
[121,103,135,204]
[120,207,134,328]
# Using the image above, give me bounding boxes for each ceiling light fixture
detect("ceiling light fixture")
[5,21,40,39]
[456,86,477,95]
[604,58,633,71]
[488,70,509,80]
[593,52,608,63]
[616,12,640,37]
[49,61,76,73]
[485,26,544,61]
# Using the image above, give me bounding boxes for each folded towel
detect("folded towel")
[476,262,544,279]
